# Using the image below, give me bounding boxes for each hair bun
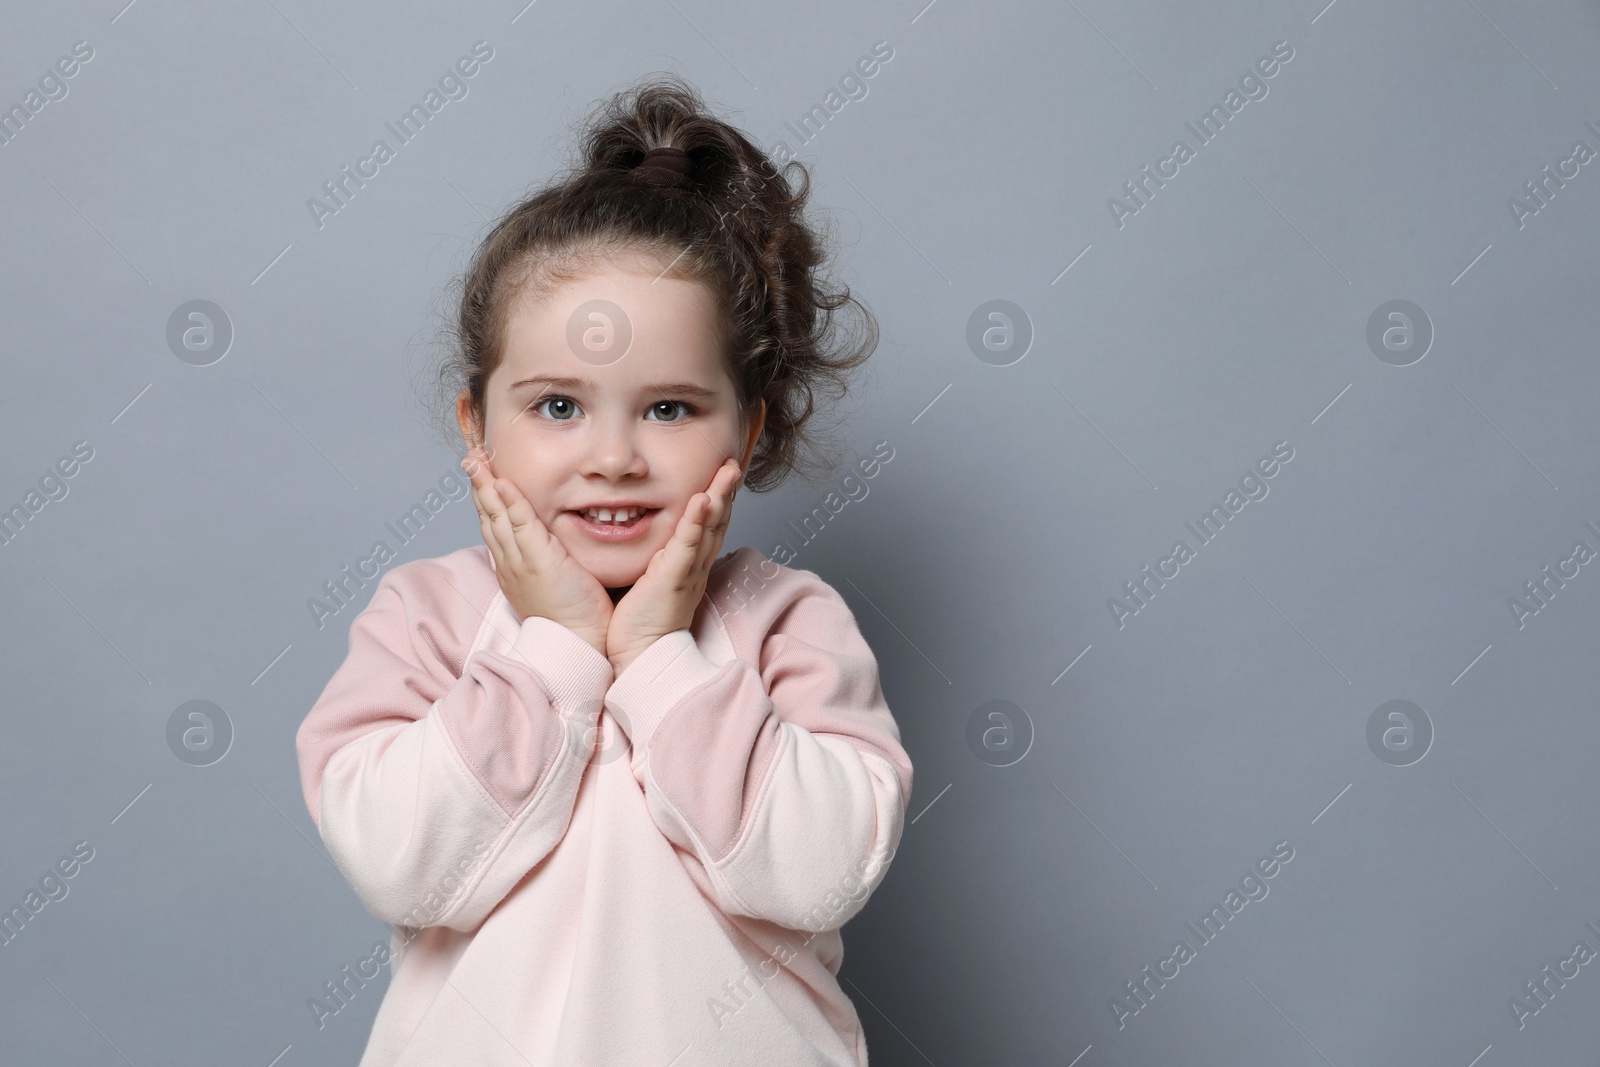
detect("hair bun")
[630,145,693,197]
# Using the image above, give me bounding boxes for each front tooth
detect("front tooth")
[586,507,640,523]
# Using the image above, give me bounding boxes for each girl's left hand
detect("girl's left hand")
[607,459,743,676]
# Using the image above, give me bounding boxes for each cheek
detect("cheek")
[660,440,733,488]
[487,453,555,517]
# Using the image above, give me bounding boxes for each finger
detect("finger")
[462,452,511,569]
[480,478,527,569]
[473,482,514,572]
[463,448,506,514]
[657,495,707,579]
[461,445,495,486]
[467,457,519,566]
[703,461,740,550]
[495,477,552,569]
[702,483,733,574]
[681,493,723,579]
[718,462,741,527]
[702,462,740,541]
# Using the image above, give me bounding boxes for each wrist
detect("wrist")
[525,615,606,662]
[608,638,656,676]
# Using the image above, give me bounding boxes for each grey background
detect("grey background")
[3,0,1599,1064]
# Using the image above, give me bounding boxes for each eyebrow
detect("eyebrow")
[507,374,722,401]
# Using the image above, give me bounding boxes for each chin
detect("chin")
[592,565,648,589]
[567,545,649,589]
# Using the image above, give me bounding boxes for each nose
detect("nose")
[578,411,648,480]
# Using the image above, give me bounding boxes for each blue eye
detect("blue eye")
[647,400,695,423]
[526,397,698,423]
[529,396,579,421]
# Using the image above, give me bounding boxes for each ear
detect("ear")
[455,389,483,450]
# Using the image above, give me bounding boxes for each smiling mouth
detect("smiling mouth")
[566,508,661,528]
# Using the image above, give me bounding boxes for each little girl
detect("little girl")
[295,74,913,1066]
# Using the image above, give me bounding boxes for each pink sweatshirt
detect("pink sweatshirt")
[295,543,913,1066]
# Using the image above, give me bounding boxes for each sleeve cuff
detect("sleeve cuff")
[506,614,614,715]
[605,629,726,751]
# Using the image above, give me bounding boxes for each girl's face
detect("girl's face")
[456,252,763,591]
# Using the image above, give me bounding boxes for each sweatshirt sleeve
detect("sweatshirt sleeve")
[602,564,913,934]
[294,558,613,934]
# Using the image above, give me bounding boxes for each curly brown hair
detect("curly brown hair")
[425,72,878,493]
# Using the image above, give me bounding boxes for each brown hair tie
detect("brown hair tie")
[630,145,693,197]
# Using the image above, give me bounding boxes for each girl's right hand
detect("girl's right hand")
[461,446,613,660]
